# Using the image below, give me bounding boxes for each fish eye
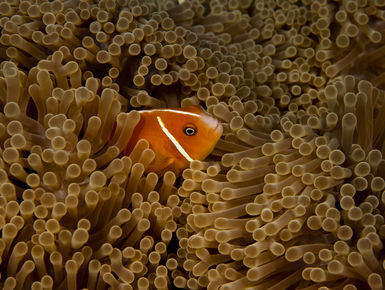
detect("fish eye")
[184,126,197,136]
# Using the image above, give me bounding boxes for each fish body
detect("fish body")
[122,106,222,174]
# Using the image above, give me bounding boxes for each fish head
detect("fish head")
[158,106,223,162]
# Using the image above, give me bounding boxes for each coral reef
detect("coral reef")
[1,0,385,289]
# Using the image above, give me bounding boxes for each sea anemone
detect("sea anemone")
[1,0,385,289]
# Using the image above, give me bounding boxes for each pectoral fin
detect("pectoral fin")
[149,157,175,175]
[159,157,175,170]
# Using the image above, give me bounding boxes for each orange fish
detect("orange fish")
[116,106,222,174]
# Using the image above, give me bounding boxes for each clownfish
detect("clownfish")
[117,106,222,174]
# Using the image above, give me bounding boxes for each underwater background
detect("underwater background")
[1,0,385,289]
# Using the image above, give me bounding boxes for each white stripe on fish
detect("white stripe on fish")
[156,116,193,162]
[140,109,200,118]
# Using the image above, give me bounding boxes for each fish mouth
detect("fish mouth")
[214,120,223,136]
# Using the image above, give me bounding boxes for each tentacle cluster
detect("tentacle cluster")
[1,0,385,289]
